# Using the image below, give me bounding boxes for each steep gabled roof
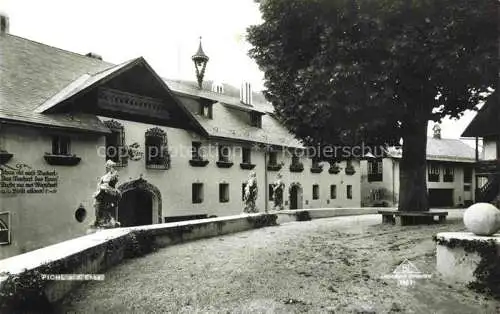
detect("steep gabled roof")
[0,33,301,146]
[166,79,273,113]
[462,92,499,137]
[0,34,205,134]
[189,100,303,148]
[34,59,139,113]
[170,80,303,148]
[165,79,268,114]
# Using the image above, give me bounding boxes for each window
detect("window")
[368,159,383,182]
[464,167,473,183]
[192,142,202,160]
[145,127,170,169]
[192,183,203,204]
[250,112,262,128]
[0,212,10,245]
[290,153,304,172]
[428,163,440,182]
[269,152,278,165]
[218,145,230,162]
[75,206,87,223]
[219,183,229,203]
[330,185,337,199]
[103,120,127,166]
[312,158,321,168]
[371,189,384,201]
[242,147,251,164]
[51,136,70,155]
[312,184,319,200]
[269,184,274,201]
[199,102,213,119]
[444,167,454,182]
[347,185,353,199]
[464,185,471,192]
[345,160,356,175]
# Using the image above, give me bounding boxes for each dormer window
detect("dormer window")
[250,112,262,128]
[199,101,213,119]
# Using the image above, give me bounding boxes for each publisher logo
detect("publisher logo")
[380,259,431,286]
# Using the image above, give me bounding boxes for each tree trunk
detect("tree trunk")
[398,120,429,212]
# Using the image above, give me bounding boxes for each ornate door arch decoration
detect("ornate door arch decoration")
[145,127,171,170]
[103,120,128,167]
[288,182,303,196]
[117,177,162,223]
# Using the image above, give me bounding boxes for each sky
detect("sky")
[0,0,480,141]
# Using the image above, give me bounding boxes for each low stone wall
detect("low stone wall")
[435,232,500,297]
[0,213,278,312]
[0,208,385,312]
[274,207,382,224]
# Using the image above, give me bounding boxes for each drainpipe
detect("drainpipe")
[264,146,268,212]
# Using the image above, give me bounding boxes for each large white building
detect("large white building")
[461,92,499,204]
[0,18,361,258]
[360,126,476,208]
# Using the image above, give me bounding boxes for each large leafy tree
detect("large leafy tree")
[248,0,497,211]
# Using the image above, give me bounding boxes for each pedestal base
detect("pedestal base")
[435,232,500,288]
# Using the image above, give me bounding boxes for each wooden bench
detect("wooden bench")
[378,210,448,225]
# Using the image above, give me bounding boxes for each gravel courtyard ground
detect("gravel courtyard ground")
[58,211,500,313]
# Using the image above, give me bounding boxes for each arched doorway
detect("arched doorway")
[289,182,303,210]
[119,189,152,227]
[117,178,162,226]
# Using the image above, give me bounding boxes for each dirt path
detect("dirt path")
[58,213,500,313]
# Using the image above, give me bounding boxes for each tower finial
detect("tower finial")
[192,37,209,89]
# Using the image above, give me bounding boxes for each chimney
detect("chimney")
[432,123,441,139]
[240,81,252,105]
[85,52,103,60]
[0,14,9,34]
[211,81,224,94]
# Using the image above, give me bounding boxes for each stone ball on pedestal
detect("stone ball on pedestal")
[463,203,500,236]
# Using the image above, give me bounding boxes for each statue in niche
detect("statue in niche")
[272,171,285,211]
[243,171,259,213]
[92,160,121,228]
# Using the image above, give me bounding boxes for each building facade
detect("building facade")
[0,22,361,258]
[360,127,476,208]
[461,92,499,203]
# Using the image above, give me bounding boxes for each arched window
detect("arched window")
[145,127,170,169]
[103,120,127,167]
